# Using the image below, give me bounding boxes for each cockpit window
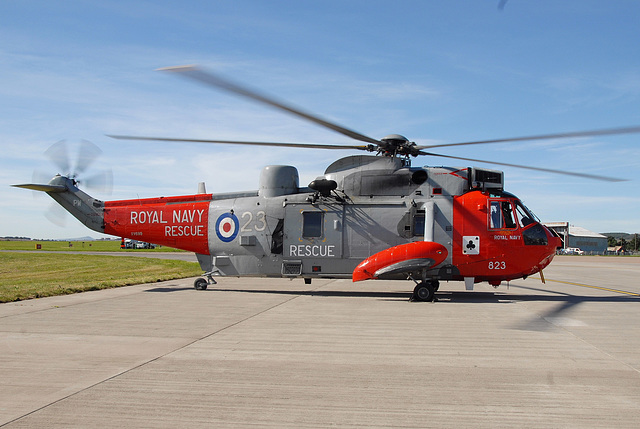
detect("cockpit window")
[489,200,517,229]
[515,201,534,228]
[489,201,501,228]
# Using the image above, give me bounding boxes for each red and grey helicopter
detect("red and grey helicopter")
[13,66,639,301]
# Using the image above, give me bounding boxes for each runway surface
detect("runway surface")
[1,255,639,427]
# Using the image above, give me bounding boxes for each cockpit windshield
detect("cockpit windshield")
[514,201,534,228]
[515,200,540,224]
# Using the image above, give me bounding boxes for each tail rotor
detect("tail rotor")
[16,140,113,226]
[43,139,113,194]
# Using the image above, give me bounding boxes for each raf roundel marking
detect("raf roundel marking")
[215,213,239,242]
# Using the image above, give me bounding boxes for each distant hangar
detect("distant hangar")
[544,222,608,254]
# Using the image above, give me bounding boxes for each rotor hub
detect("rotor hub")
[381,134,409,143]
[379,134,419,157]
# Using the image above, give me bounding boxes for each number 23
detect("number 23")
[241,211,267,232]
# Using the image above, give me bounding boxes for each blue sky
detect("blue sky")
[2,0,639,239]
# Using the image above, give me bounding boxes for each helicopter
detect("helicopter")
[13,65,640,301]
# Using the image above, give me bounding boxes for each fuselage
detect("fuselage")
[95,155,560,286]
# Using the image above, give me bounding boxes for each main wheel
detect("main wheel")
[194,278,208,290]
[413,281,435,302]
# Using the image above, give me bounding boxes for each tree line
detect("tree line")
[607,234,640,252]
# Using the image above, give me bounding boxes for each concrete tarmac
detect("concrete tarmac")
[1,255,639,428]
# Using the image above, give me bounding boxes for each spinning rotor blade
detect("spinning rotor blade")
[416,125,640,150]
[43,139,105,178]
[111,65,636,183]
[423,151,626,182]
[107,134,373,151]
[44,202,68,227]
[159,65,381,145]
[82,170,114,194]
[31,140,113,195]
[44,140,71,175]
[75,139,103,176]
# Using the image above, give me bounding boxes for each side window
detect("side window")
[413,210,425,237]
[302,211,323,238]
[489,200,517,229]
[502,201,516,229]
[490,201,502,229]
[270,219,284,254]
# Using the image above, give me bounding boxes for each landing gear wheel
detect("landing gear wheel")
[412,281,435,302]
[194,278,208,290]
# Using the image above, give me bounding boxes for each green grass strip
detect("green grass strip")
[0,252,202,303]
[0,240,185,252]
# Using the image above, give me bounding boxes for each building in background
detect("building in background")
[543,222,608,255]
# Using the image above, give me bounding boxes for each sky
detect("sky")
[1,0,639,239]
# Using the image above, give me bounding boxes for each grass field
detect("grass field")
[0,240,184,252]
[0,252,202,303]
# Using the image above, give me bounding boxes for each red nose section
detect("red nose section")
[544,225,563,263]
[353,241,448,282]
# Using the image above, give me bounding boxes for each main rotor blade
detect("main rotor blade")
[416,125,640,150]
[422,152,626,182]
[107,134,374,151]
[158,65,381,145]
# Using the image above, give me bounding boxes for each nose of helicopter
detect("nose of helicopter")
[544,224,563,252]
[537,225,563,272]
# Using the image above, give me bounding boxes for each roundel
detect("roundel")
[215,213,239,242]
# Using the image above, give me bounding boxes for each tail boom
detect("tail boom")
[103,194,212,254]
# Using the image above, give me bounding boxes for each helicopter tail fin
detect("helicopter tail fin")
[12,183,67,193]
[12,175,106,234]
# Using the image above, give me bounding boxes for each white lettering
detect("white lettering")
[488,261,506,270]
[131,208,204,235]
[164,225,204,237]
[172,209,204,224]
[493,235,521,241]
[130,210,168,225]
[288,244,336,258]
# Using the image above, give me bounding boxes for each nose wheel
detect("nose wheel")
[411,280,439,302]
